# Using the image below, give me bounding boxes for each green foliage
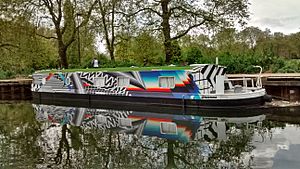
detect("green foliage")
[170,41,182,64]
[67,27,98,69]
[277,60,300,73]
[115,32,165,66]
[0,16,58,79]
[216,52,285,74]
[1,0,300,78]
[79,52,143,69]
[182,46,203,64]
[0,70,16,79]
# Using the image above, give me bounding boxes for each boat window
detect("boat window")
[160,122,177,134]
[119,118,132,127]
[118,77,130,87]
[94,77,105,87]
[159,76,175,88]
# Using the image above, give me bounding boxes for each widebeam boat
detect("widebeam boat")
[31,64,271,109]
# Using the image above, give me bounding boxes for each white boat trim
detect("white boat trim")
[201,89,266,100]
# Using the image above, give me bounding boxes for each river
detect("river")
[0,102,299,169]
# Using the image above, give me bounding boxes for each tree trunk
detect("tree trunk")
[110,0,116,61]
[166,141,176,168]
[164,39,172,64]
[161,0,172,63]
[58,42,68,69]
[98,0,115,62]
[109,46,115,61]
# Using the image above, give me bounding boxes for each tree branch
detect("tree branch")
[42,0,58,25]
[115,7,162,17]
[77,0,98,28]
[171,20,207,40]
[65,0,97,48]
[56,0,62,25]
[98,0,112,54]
[36,33,58,40]
[170,6,203,16]
[0,43,18,48]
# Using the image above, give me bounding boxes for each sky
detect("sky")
[249,0,300,34]
[250,125,300,168]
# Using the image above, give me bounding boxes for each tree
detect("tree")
[0,9,58,77]
[94,0,140,62]
[288,32,300,58]
[67,25,97,68]
[31,0,97,68]
[238,26,264,50]
[115,31,164,65]
[94,0,118,61]
[126,0,250,63]
[212,28,237,53]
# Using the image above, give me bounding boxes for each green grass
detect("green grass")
[36,66,192,73]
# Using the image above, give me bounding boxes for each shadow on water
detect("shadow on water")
[0,101,300,168]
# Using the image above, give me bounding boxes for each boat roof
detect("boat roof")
[34,64,225,74]
[35,66,191,73]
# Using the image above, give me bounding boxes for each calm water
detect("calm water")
[0,102,300,169]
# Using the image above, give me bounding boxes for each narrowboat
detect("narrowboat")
[31,64,271,109]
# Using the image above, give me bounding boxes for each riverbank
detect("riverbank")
[266,99,300,107]
[0,79,32,100]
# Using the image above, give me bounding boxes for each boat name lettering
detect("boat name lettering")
[202,96,217,98]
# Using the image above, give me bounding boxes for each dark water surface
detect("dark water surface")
[0,102,300,169]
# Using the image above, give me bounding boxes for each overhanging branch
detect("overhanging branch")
[171,20,206,40]
[0,43,19,48]
[36,33,58,40]
[65,0,97,49]
[170,6,203,16]
[115,7,162,17]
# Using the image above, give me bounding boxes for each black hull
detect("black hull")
[32,92,267,114]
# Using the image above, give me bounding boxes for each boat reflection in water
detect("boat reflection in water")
[32,103,267,168]
[33,104,265,143]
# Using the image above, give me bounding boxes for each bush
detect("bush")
[212,52,286,74]
[277,60,300,73]
[182,47,203,64]
[80,53,110,68]
[0,70,16,79]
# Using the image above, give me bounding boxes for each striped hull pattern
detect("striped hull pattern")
[32,70,202,100]
[191,64,230,94]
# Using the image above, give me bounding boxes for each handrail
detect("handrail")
[225,66,263,88]
[253,66,262,88]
